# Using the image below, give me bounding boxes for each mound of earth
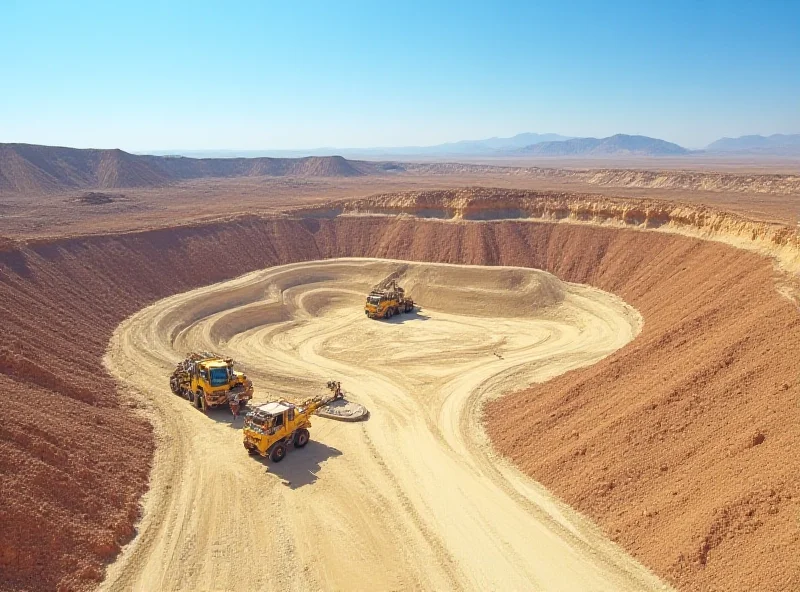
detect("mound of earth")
[316,398,370,421]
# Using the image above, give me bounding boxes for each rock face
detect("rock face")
[300,188,800,272]
[0,190,798,591]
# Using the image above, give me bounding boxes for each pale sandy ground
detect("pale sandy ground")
[101,258,671,592]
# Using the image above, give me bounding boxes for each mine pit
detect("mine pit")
[101,258,653,591]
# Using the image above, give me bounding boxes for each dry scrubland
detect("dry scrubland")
[0,183,798,591]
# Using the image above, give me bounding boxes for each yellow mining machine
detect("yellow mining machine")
[364,272,414,319]
[242,380,344,461]
[169,352,254,411]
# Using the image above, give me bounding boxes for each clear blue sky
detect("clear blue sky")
[1,0,798,150]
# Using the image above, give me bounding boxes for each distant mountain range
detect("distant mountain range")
[705,134,800,155]
[145,133,574,159]
[513,134,689,157]
[381,133,573,155]
[147,133,694,159]
[4,132,797,194]
[140,132,800,159]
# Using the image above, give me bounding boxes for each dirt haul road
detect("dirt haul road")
[101,258,669,592]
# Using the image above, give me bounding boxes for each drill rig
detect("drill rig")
[242,381,344,461]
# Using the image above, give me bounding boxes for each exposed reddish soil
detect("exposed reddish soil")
[481,226,800,592]
[1,192,798,591]
[0,219,315,591]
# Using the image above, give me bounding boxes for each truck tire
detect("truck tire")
[169,376,181,395]
[294,428,310,448]
[386,308,393,319]
[269,442,287,463]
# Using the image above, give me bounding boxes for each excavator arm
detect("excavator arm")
[300,395,334,416]
[371,267,409,292]
[300,382,345,417]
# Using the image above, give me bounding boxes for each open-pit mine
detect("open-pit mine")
[1,150,799,592]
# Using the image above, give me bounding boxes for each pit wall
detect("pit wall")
[0,212,797,592]
[296,189,800,272]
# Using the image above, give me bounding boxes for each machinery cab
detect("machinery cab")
[365,291,387,317]
[245,401,296,434]
[194,359,236,393]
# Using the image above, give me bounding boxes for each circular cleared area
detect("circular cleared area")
[102,258,667,591]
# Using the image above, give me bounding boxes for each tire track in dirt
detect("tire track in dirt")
[101,258,670,591]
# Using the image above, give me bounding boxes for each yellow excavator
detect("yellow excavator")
[242,381,343,461]
[364,273,414,319]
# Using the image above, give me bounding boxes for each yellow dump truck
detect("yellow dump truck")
[169,352,253,411]
[364,277,414,319]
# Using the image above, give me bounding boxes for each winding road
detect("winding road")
[101,258,669,592]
